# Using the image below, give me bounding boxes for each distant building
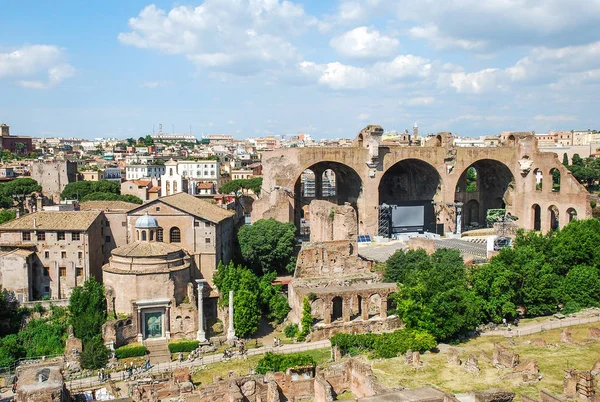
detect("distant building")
[0,211,106,301]
[121,179,153,202]
[103,167,122,182]
[126,163,166,181]
[151,133,197,142]
[160,159,219,197]
[30,160,78,203]
[0,124,33,156]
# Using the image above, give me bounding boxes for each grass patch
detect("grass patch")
[371,323,600,399]
[191,348,330,386]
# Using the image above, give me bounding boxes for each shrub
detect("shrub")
[80,337,110,369]
[331,329,436,359]
[284,324,299,339]
[256,352,316,374]
[168,340,200,353]
[114,344,147,359]
[298,298,312,341]
[562,300,582,315]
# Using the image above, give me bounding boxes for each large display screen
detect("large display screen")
[391,205,425,228]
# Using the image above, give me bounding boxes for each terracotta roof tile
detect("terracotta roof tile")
[80,201,139,211]
[0,211,101,231]
[159,192,234,223]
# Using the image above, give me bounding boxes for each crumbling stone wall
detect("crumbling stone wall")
[309,200,357,242]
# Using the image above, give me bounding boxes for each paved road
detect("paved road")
[65,339,331,392]
[481,315,600,337]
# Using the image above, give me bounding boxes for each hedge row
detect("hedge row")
[256,352,316,374]
[114,345,147,359]
[330,329,436,359]
[168,340,200,353]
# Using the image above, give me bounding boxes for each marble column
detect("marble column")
[136,307,143,343]
[196,279,207,342]
[227,290,236,340]
[165,306,171,340]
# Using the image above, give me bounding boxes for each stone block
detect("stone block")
[464,354,480,376]
[493,343,519,368]
[589,327,600,339]
[173,367,191,383]
[447,348,461,366]
[560,329,574,344]
[533,338,547,347]
[473,389,516,402]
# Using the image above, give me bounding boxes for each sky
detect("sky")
[1,0,600,140]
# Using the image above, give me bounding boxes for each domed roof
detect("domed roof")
[135,212,158,229]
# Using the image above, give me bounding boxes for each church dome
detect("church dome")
[135,212,158,229]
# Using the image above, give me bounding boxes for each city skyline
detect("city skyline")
[1,0,600,139]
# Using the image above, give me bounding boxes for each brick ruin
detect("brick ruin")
[288,200,400,340]
[254,126,591,236]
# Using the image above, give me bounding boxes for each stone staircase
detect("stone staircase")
[145,339,171,365]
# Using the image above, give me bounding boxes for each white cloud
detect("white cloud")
[318,62,373,89]
[0,45,75,89]
[449,68,507,94]
[330,26,398,58]
[409,24,486,50]
[357,112,370,120]
[119,1,318,75]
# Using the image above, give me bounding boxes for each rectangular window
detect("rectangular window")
[43,267,49,277]
[194,221,200,227]
[61,251,67,259]
[37,232,46,241]
[204,222,210,228]
[78,251,83,260]
[205,237,211,244]
[22,232,31,241]
[156,206,161,212]
[121,221,127,227]
[72,232,80,241]
[57,232,65,241]
[44,251,50,259]
[105,220,110,227]
[59,267,66,277]
[76,267,83,277]
[105,236,111,243]
[44,286,50,295]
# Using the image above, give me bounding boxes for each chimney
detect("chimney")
[16,210,20,219]
[33,217,37,230]
[36,198,43,212]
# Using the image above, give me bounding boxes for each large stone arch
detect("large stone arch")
[378,158,442,234]
[293,161,363,235]
[454,159,515,229]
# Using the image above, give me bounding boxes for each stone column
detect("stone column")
[361,297,369,321]
[196,279,207,342]
[342,298,350,322]
[165,306,171,340]
[227,290,236,340]
[380,297,388,319]
[324,302,332,324]
[136,307,143,343]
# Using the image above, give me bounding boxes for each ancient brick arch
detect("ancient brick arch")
[254,126,591,235]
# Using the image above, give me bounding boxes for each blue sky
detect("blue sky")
[1,0,600,139]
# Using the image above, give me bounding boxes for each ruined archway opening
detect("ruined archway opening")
[551,168,561,192]
[332,297,343,322]
[351,295,362,321]
[386,293,397,316]
[368,294,381,319]
[567,207,577,222]
[294,162,363,238]
[549,205,559,230]
[455,159,514,230]
[532,204,541,231]
[310,298,325,325]
[379,159,441,234]
[534,168,543,191]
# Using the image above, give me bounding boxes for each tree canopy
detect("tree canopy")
[237,218,296,274]
[69,278,107,343]
[61,180,121,200]
[81,192,143,204]
[219,177,262,196]
[0,178,42,210]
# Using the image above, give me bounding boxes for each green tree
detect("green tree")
[572,154,585,167]
[393,248,484,342]
[81,192,143,204]
[298,298,312,340]
[0,209,16,224]
[383,249,430,283]
[237,218,296,274]
[79,337,109,370]
[562,265,600,307]
[126,138,136,146]
[0,335,25,367]
[465,167,477,192]
[562,153,570,166]
[219,177,263,196]
[0,178,42,211]
[233,289,261,338]
[61,180,120,200]
[69,279,107,343]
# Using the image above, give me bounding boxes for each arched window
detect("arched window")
[550,168,560,192]
[169,168,173,176]
[157,228,163,242]
[170,227,181,243]
[166,181,171,194]
[141,231,147,241]
[150,231,154,241]
[136,230,140,240]
[174,181,178,193]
